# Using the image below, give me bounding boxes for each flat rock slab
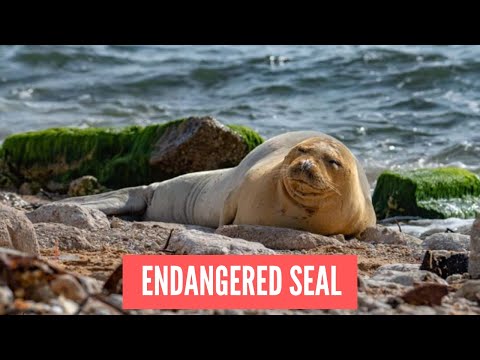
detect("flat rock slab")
[372,263,447,286]
[216,225,343,250]
[422,233,470,252]
[359,225,422,246]
[27,203,110,231]
[33,223,96,251]
[167,229,276,255]
[0,204,39,255]
[420,250,469,279]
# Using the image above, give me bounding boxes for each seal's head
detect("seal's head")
[282,137,357,209]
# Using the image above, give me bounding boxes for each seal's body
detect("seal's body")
[61,131,376,236]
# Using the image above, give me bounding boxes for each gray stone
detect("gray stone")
[167,229,275,255]
[358,293,391,311]
[455,280,480,302]
[149,116,250,179]
[375,263,421,272]
[372,265,447,287]
[77,275,103,295]
[0,286,13,308]
[50,274,88,302]
[422,233,470,251]
[27,203,110,231]
[469,216,480,278]
[0,191,32,210]
[216,224,342,250]
[420,250,469,279]
[359,225,422,246]
[0,204,39,255]
[33,223,96,250]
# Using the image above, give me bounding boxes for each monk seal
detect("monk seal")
[60,131,376,237]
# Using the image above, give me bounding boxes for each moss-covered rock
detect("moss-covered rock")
[372,167,480,219]
[0,116,263,191]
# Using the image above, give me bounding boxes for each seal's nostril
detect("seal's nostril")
[300,159,313,171]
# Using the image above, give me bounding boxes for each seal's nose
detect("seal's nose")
[300,159,313,171]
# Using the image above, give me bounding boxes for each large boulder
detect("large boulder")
[469,215,480,279]
[0,116,263,191]
[0,204,39,255]
[372,167,480,219]
[27,203,110,232]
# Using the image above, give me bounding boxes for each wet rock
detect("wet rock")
[27,203,110,231]
[33,223,95,250]
[167,229,275,255]
[422,233,470,251]
[216,225,342,250]
[149,116,255,178]
[420,250,469,279]
[0,204,39,255]
[359,225,422,246]
[469,216,480,279]
[50,274,88,302]
[455,280,480,302]
[68,176,104,197]
[401,283,448,306]
[372,167,480,219]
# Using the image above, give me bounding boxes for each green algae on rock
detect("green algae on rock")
[0,116,264,191]
[372,167,480,220]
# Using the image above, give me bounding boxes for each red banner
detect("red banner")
[123,255,357,310]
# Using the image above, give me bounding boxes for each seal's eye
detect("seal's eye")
[328,159,342,167]
[297,147,308,154]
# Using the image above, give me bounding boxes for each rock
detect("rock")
[33,223,95,250]
[68,176,104,197]
[0,117,263,190]
[18,182,41,196]
[455,280,480,302]
[149,116,262,179]
[167,229,275,255]
[422,233,470,251]
[77,276,103,295]
[374,263,421,272]
[401,283,448,306]
[45,180,69,193]
[27,203,110,231]
[50,274,88,302]
[0,204,39,255]
[215,225,342,250]
[0,286,13,312]
[420,250,469,279]
[0,191,32,210]
[358,225,422,246]
[357,293,391,311]
[372,167,480,219]
[372,264,447,286]
[469,216,480,279]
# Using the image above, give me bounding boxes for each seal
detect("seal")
[60,131,376,237]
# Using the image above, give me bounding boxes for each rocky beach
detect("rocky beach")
[1,116,479,315]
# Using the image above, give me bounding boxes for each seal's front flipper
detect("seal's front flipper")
[58,185,155,217]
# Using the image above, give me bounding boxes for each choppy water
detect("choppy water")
[1,45,479,181]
